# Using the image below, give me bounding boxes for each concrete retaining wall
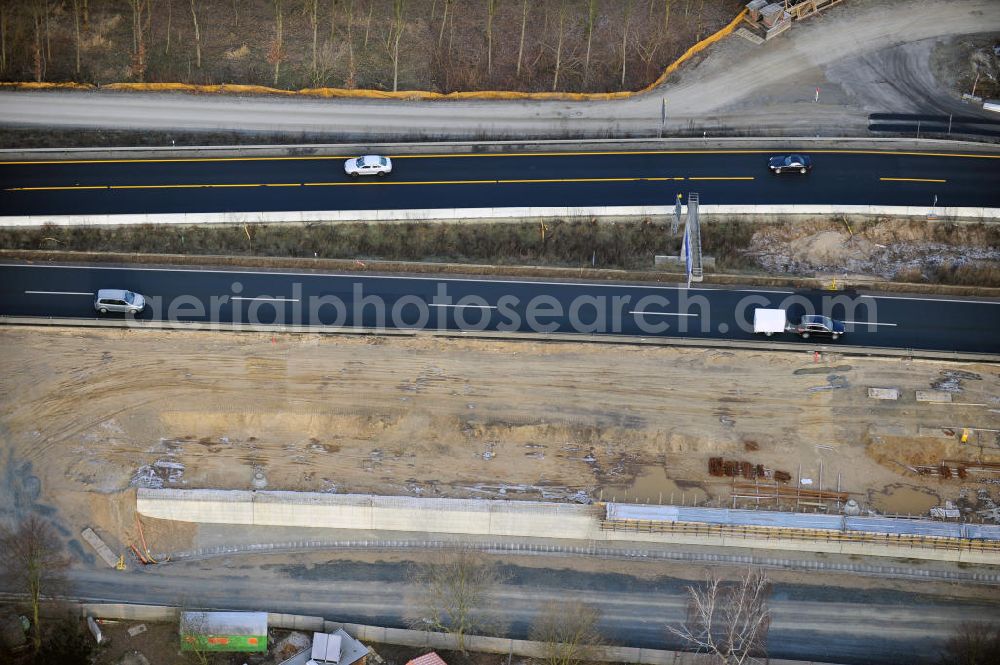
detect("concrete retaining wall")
[2,204,997,228]
[139,489,599,539]
[136,489,1000,564]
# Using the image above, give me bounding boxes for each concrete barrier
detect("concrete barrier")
[80,527,121,569]
[268,612,325,631]
[81,603,179,622]
[5,317,997,364]
[1,204,998,228]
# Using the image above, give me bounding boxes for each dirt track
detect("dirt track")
[1,326,998,551]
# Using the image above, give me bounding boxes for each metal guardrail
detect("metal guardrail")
[600,520,1000,553]
[132,538,1000,584]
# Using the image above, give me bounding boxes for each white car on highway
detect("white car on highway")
[344,155,392,177]
[94,289,146,314]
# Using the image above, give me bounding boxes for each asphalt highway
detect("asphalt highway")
[62,559,1000,665]
[2,263,998,353]
[2,149,999,216]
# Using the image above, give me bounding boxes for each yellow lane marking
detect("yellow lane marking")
[1,149,997,166]
[2,184,109,191]
[688,176,755,180]
[879,177,947,183]
[111,182,302,189]
[7,175,744,191]
[395,149,1000,159]
[0,156,344,166]
[7,183,304,191]
[304,179,497,186]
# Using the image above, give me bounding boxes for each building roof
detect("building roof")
[310,629,368,665]
[406,652,448,665]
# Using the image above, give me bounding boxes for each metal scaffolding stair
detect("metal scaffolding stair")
[682,192,704,283]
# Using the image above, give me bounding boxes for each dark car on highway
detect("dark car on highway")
[769,154,813,174]
[795,315,846,340]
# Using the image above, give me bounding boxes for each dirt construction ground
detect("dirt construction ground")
[1,326,998,553]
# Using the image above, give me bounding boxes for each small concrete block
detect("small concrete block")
[80,527,121,569]
[868,387,900,400]
[916,390,953,403]
[917,426,957,439]
[127,624,148,637]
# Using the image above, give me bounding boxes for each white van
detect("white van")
[94,289,146,314]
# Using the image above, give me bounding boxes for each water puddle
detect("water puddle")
[604,465,709,506]
[870,484,939,516]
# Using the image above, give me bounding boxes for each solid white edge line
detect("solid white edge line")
[2,264,800,295]
[860,294,1000,305]
[230,296,300,302]
[5,263,688,290]
[841,321,898,327]
[733,289,794,294]
[630,310,699,317]
[24,290,93,295]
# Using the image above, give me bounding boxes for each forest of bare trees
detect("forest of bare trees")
[0,0,741,93]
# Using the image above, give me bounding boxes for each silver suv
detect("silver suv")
[94,289,146,314]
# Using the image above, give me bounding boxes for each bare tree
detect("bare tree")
[938,622,1000,665]
[633,27,662,81]
[0,3,7,73]
[515,0,527,77]
[437,0,450,48]
[485,0,498,78]
[30,0,45,81]
[666,568,771,665]
[125,0,150,80]
[180,610,213,665]
[342,0,358,86]
[330,0,337,40]
[408,548,508,652]
[268,0,285,86]
[190,0,202,68]
[619,0,632,88]
[344,0,356,86]
[583,0,597,85]
[71,0,81,74]
[550,0,567,91]
[0,515,71,653]
[363,0,373,48]
[306,0,319,74]
[165,0,172,55]
[43,0,50,63]
[530,601,605,665]
[384,0,404,92]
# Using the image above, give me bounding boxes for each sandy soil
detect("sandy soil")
[747,219,1000,281]
[1,326,998,556]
